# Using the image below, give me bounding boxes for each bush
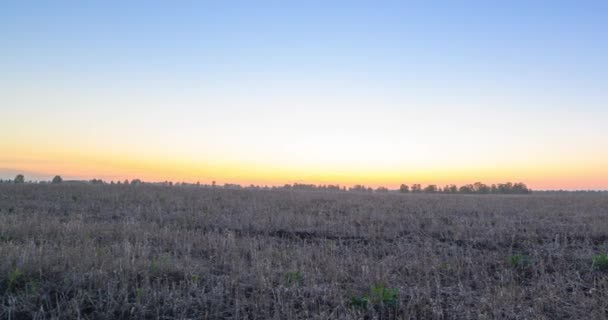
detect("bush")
[14,174,24,184]
[592,253,608,271]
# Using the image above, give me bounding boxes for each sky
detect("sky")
[1,1,608,190]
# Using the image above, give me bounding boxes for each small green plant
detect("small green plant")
[350,295,369,309]
[150,256,170,274]
[0,234,12,243]
[285,271,303,286]
[592,253,608,271]
[370,283,398,306]
[350,283,398,310]
[508,254,531,269]
[26,280,39,294]
[7,267,24,291]
[135,287,145,301]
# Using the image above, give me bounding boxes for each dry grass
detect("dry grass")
[1,184,607,319]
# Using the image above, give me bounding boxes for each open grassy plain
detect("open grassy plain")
[1,184,607,319]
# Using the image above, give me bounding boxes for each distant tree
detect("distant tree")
[512,182,531,194]
[411,184,422,193]
[473,182,490,194]
[52,175,63,184]
[399,184,410,193]
[423,184,438,193]
[349,185,372,192]
[14,174,25,184]
[124,179,129,185]
[376,186,389,193]
[212,181,216,187]
[459,184,474,194]
[130,179,142,186]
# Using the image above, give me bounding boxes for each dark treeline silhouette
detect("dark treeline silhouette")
[1,174,535,194]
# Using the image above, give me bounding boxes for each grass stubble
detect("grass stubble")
[1,184,607,319]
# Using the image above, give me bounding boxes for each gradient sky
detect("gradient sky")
[2,1,608,190]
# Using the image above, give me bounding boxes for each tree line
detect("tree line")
[1,174,532,194]
[398,182,531,194]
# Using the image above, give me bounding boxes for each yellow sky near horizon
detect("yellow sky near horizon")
[2,136,607,190]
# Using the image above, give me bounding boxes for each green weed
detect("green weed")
[7,267,24,292]
[508,254,532,269]
[350,283,398,309]
[285,271,303,286]
[592,253,608,271]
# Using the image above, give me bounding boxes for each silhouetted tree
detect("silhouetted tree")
[399,184,410,193]
[376,186,389,193]
[512,182,531,194]
[350,185,372,192]
[52,175,63,184]
[411,184,422,193]
[424,185,438,193]
[473,182,490,194]
[14,174,24,184]
[130,179,142,186]
[459,184,474,194]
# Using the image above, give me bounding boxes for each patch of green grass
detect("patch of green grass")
[150,256,170,274]
[285,271,303,286]
[350,283,399,309]
[350,295,369,309]
[508,254,532,269]
[370,283,398,306]
[135,287,145,301]
[592,253,608,271]
[7,267,24,292]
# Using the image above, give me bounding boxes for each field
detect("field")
[1,184,607,319]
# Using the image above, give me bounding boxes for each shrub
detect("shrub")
[14,174,24,184]
[592,253,608,271]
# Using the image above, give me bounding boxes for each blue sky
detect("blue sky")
[2,1,608,189]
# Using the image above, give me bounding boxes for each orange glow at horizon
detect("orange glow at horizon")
[2,141,607,190]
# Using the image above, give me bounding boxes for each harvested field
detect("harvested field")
[1,184,607,319]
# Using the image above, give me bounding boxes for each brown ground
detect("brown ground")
[1,184,607,319]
